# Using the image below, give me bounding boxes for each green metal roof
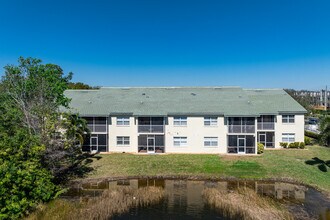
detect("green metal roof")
[63,87,307,116]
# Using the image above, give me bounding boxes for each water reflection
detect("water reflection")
[69,179,307,201]
[63,179,329,220]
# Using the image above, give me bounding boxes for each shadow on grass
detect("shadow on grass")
[55,152,102,183]
[305,157,330,172]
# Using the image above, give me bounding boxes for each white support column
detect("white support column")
[255,117,258,154]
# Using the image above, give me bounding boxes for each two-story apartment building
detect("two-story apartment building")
[64,87,307,155]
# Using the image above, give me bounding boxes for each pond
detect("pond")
[56,178,330,220]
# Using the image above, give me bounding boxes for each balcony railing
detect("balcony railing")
[228,125,255,133]
[227,146,255,154]
[259,141,275,148]
[257,122,275,130]
[87,124,107,133]
[138,125,164,133]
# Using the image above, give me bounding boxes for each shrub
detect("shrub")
[279,142,288,148]
[257,142,264,154]
[0,158,59,219]
[288,142,300,148]
[305,130,320,139]
[304,136,312,145]
[299,142,305,149]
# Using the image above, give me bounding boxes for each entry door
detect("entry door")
[259,133,266,146]
[147,137,155,153]
[237,137,246,154]
[91,136,98,152]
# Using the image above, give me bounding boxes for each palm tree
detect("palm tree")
[63,114,90,146]
[319,116,330,147]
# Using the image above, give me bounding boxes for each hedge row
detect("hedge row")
[305,130,320,139]
[280,142,305,149]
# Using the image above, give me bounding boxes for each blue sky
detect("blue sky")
[0,0,329,89]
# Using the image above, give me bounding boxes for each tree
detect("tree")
[0,93,59,219]
[67,82,98,89]
[319,116,330,147]
[284,89,314,112]
[0,57,93,218]
[2,57,72,135]
[42,113,91,181]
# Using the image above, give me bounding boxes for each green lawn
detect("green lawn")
[86,146,330,192]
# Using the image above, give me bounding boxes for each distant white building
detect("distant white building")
[64,87,307,155]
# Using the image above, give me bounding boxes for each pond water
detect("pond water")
[63,178,330,220]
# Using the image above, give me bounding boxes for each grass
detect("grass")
[86,146,330,192]
[203,188,293,220]
[27,187,165,220]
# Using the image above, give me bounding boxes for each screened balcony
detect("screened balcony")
[228,117,255,133]
[138,135,165,153]
[84,117,107,133]
[82,134,108,152]
[227,135,255,154]
[138,117,165,133]
[257,115,275,130]
[257,132,275,148]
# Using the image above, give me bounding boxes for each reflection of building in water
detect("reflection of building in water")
[138,179,165,188]
[256,182,306,200]
[167,180,188,213]
[73,179,306,202]
[226,180,256,191]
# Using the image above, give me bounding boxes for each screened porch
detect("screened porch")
[138,135,165,153]
[138,117,165,133]
[227,135,255,154]
[228,117,255,133]
[257,132,275,148]
[257,115,275,130]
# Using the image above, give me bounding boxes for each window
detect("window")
[173,137,187,147]
[117,136,130,146]
[282,115,295,123]
[204,117,218,126]
[204,137,218,147]
[173,117,187,126]
[117,117,130,126]
[282,133,295,142]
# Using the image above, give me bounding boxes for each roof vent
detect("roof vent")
[142,93,146,96]
[88,100,92,104]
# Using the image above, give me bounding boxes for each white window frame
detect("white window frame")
[282,133,295,143]
[117,136,130,146]
[173,137,187,147]
[204,137,218,147]
[282,115,295,124]
[173,117,187,126]
[204,117,218,126]
[117,117,130,126]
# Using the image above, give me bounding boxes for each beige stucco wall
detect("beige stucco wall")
[165,116,227,153]
[105,114,305,153]
[108,116,138,153]
[274,114,305,148]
